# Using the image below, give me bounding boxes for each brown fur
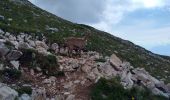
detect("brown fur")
[64,33,90,56]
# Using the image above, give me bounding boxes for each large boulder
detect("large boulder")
[98,62,117,79]
[6,50,23,61]
[155,81,169,93]
[0,83,18,100]
[18,42,31,49]
[109,54,122,71]
[35,41,48,50]
[0,42,9,57]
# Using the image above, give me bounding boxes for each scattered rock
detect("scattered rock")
[0,42,9,57]
[18,42,31,49]
[31,88,46,100]
[10,61,20,70]
[0,83,18,100]
[81,65,91,73]
[6,50,22,61]
[51,43,59,51]
[66,94,75,100]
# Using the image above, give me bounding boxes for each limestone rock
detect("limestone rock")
[109,54,122,71]
[66,94,75,100]
[51,43,59,51]
[31,88,46,100]
[18,42,31,49]
[6,50,22,61]
[0,83,18,100]
[10,61,20,70]
[19,94,31,100]
[0,42,9,57]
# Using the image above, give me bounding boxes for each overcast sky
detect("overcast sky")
[29,0,170,56]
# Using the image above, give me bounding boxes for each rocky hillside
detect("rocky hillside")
[0,32,169,100]
[0,0,170,100]
[0,0,170,84]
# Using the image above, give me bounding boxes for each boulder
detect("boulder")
[151,88,169,98]
[81,65,91,73]
[19,94,31,100]
[0,42,9,57]
[27,40,35,47]
[109,54,122,71]
[121,72,134,89]
[98,62,117,79]
[35,41,48,50]
[0,83,18,100]
[18,42,31,49]
[10,61,20,70]
[8,35,16,41]
[6,50,23,61]
[66,94,75,100]
[51,43,59,51]
[155,81,169,93]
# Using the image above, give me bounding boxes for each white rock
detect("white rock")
[110,54,122,71]
[0,83,18,100]
[19,94,31,100]
[51,43,59,51]
[10,61,20,70]
[0,64,4,71]
[35,41,48,50]
[66,94,75,100]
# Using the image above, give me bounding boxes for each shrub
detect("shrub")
[94,58,106,63]
[16,86,32,96]
[91,78,167,100]
[1,69,22,81]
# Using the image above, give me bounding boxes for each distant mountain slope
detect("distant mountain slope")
[0,0,170,83]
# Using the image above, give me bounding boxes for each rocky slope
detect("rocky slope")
[0,0,170,100]
[0,29,170,100]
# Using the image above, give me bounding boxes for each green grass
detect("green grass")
[91,78,168,100]
[0,0,170,83]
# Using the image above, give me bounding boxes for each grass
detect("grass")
[0,0,170,83]
[91,78,168,100]
[19,48,61,76]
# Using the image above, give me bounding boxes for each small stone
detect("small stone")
[10,61,20,70]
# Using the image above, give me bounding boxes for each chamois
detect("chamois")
[64,33,90,56]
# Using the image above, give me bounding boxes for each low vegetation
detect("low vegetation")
[19,48,61,76]
[16,86,32,96]
[91,78,167,100]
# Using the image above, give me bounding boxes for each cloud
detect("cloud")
[28,0,170,55]
[29,0,106,24]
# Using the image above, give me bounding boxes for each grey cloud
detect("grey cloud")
[31,0,106,24]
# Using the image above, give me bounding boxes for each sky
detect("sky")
[29,0,170,56]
